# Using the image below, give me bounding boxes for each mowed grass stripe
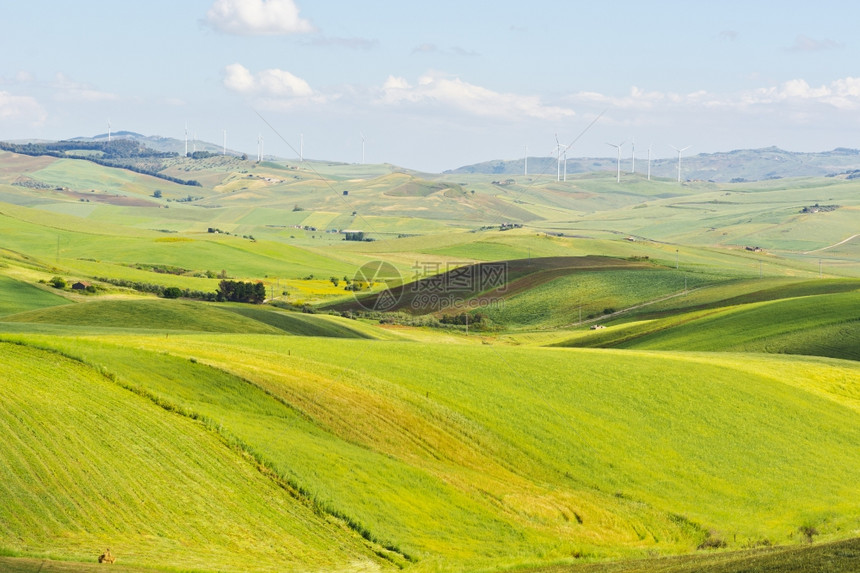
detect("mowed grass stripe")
[0,342,386,572]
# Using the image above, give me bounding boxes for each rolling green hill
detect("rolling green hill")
[1,298,381,339]
[1,145,859,573]
[0,341,388,572]
[4,333,857,572]
[0,275,68,317]
[556,287,860,361]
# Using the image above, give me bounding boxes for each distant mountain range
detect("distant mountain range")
[74,131,233,157]
[447,146,860,182]
[7,132,860,182]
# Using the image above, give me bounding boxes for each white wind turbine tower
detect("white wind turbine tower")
[670,144,691,183]
[257,134,263,161]
[647,144,652,181]
[222,129,227,156]
[184,123,188,157]
[107,119,111,143]
[631,137,635,174]
[607,141,625,183]
[555,134,570,181]
[563,143,570,181]
[555,134,563,181]
[361,132,366,164]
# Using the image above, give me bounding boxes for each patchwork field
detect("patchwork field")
[0,149,857,572]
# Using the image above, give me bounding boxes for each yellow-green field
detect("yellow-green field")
[0,150,858,573]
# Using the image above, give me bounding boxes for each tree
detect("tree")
[153,189,162,198]
[162,286,182,299]
[217,280,266,304]
[49,276,66,289]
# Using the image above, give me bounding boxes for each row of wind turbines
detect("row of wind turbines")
[545,136,691,183]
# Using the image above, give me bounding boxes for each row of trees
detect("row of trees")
[216,280,266,303]
[95,277,268,304]
[96,277,217,301]
[0,141,202,187]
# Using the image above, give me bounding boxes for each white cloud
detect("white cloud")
[380,72,574,120]
[53,74,118,102]
[744,77,860,109]
[223,63,313,98]
[412,43,438,54]
[0,91,46,124]
[566,77,860,114]
[224,63,257,93]
[788,34,842,52]
[205,0,314,36]
[258,68,313,97]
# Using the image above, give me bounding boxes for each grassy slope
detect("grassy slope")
[0,275,68,317]
[223,305,379,338]
[0,201,359,283]
[327,256,660,317]
[0,342,386,572]
[0,297,385,339]
[1,299,286,333]
[11,333,859,572]
[557,289,860,361]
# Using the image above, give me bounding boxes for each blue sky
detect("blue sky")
[1,0,859,172]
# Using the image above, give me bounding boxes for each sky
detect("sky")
[2,0,860,172]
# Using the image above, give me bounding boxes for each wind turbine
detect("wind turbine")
[222,129,227,156]
[647,144,652,181]
[360,132,366,164]
[606,141,625,183]
[184,123,188,157]
[555,134,570,181]
[555,134,563,181]
[257,134,263,161]
[631,137,635,174]
[670,144,691,183]
[107,119,111,143]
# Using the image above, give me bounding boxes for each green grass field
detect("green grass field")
[556,285,860,361]
[4,332,857,572]
[0,275,69,317]
[0,150,858,573]
[0,341,387,572]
